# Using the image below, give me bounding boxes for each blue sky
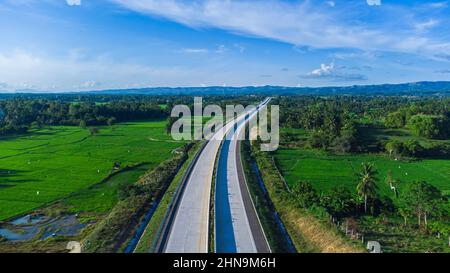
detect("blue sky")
[0,0,450,92]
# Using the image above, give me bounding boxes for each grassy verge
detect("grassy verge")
[358,216,450,253]
[209,140,223,253]
[133,142,203,253]
[251,143,365,253]
[241,141,295,253]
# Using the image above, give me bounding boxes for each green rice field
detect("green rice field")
[275,148,450,196]
[0,121,184,221]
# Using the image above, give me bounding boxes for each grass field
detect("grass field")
[276,127,449,253]
[61,163,154,214]
[0,121,185,221]
[275,148,450,196]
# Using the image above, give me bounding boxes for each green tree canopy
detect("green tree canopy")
[408,114,448,139]
[400,181,446,227]
[291,181,319,209]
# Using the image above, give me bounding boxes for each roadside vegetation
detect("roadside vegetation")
[241,140,296,252]
[274,96,449,253]
[250,140,365,253]
[134,142,202,253]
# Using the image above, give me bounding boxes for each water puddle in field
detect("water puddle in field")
[0,214,86,241]
[10,214,48,225]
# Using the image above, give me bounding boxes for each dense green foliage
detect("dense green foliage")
[0,98,167,136]
[250,140,364,253]
[400,181,448,227]
[278,96,449,155]
[275,95,449,252]
[408,114,449,139]
[0,94,261,136]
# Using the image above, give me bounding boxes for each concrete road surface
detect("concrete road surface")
[215,100,271,253]
[164,98,269,253]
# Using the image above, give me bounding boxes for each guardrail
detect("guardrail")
[152,140,209,253]
[214,100,271,253]
[152,98,271,253]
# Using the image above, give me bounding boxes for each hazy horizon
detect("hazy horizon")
[1,80,450,94]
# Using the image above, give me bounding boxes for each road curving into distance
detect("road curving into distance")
[160,98,270,253]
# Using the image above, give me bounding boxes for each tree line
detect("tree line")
[0,94,263,136]
[278,96,450,158]
[0,98,167,136]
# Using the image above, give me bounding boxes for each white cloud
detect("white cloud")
[415,19,439,32]
[110,0,450,61]
[66,0,81,6]
[311,62,335,77]
[181,48,209,54]
[77,81,101,89]
[301,61,368,81]
[425,2,448,9]
[181,44,243,54]
[366,0,381,6]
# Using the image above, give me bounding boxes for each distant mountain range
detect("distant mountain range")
[2,81,450,97]
[81,81,450,96]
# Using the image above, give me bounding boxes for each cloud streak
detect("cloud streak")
[181,48,209,54]
[110,0,450,61]
[66,0,81,6]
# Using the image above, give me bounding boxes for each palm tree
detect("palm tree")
[356,162,378,213]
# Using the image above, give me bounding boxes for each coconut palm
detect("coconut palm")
[356,162,378,213]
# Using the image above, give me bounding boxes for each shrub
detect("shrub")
[291,181,319,209]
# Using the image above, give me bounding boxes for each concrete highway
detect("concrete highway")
[215,100,271,253]
[163,98,270,253]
